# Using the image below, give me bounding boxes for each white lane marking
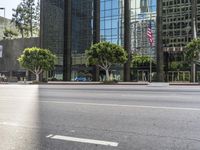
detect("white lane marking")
[41,101,200,111]
[46,134,53,138]
[46,134,118,147]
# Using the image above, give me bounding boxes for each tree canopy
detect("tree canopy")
[18,47,57,82]
[185,38,200,64]
[132,54,153,65]
[3,28,18,39]
[12,0,40,38]
[86,42,127,81]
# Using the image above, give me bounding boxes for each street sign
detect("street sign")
[0,45,3,58]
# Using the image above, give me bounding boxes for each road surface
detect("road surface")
[0,84,200,150]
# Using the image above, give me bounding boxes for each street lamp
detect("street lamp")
[192,15,197,83]
[185,24,191,43]
[0,7,6,31]
[0,7,5,19]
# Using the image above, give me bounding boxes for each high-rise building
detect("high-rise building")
[41,0,156,81]
[40,0,65,80]
[158,0,200,82]
[161,0,199,51]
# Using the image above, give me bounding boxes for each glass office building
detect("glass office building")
[131,0,156,55]
[158,0,200,82]
[71,0,94,80]
[41,0,157,81]
[40,0,64,80]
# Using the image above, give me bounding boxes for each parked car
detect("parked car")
[74,76,87,82]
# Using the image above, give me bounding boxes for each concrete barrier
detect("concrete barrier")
[148,82,170,87]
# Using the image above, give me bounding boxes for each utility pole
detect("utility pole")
[149,0,153,83]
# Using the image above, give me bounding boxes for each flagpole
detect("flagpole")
[149,0,152,83]
[146,0,153,83]
[150,46,152,82]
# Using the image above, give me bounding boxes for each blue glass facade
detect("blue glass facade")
[99,0,157,81]
[100,0,123,45]
[100,0,157,54]
[71,0,94,79]
[100,0,124,80]
[130,0,157,55]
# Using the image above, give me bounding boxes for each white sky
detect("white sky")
[0,0,22,19]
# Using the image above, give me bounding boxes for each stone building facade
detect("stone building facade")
[0,38,39,81]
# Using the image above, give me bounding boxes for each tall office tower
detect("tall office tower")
[40,0,65,79]
[162,0,194,52]
[159,0,200,82]
[41,0,94,80]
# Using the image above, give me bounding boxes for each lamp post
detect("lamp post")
[0,7,6,32]
[185,24,191,43]
[192,17,197,83]
[0,7,5,18]
[192,0,197,83]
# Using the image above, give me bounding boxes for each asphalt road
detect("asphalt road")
[0,84,200,150]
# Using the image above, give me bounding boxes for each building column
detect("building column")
[93,0,100,81]
[39,0,44,48]
[156,0,164,82]
[164,52,169,82]
[63,0,72,81]
[124,0,131,82]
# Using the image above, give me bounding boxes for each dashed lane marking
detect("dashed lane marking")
[46,134,119,147]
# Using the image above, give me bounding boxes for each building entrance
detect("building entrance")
[137,70,149,82]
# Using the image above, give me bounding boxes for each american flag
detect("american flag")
[147,22,154,47]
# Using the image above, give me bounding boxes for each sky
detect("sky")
[0,0,21,19]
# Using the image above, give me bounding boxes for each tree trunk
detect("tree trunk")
[36,73,39,82]
[21,29,24,38]
[105,69,110,81]
[191,63,196,83]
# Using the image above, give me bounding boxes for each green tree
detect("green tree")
[22,0,35,37]
[3,28,18,39]
[132,54,153,67]
[185,38,200,82]
[18,47,57,82]
[12,0,40,38]
[86,42,127,81]
[11,5,27,38]
[33,0,40,36]
[185,38,200,65]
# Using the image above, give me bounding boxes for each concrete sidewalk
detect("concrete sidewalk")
[2,81,200,86]
[47,81,200,86]
[47,81,149,85]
